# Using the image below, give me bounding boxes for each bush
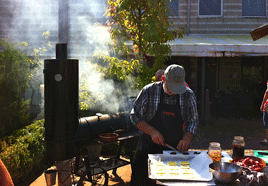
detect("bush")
[0,119,45,184]
[0,39,33,137]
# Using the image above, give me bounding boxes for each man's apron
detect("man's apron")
[131,87,184,185]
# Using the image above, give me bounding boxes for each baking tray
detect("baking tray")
[148,151,213,181]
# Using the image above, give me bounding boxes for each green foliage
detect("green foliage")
[79,71,97,111]
[0,33,48,136]
[105,0,185,89]
[0,119,45,183]
[95,52,139,83]
[0,39,34,137]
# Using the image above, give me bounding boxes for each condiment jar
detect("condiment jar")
[232,136,245,159]
[208,142,221,163]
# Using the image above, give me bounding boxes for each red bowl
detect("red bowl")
[231,156,266,172]
[99,133,119,142]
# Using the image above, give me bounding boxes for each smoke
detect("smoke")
[2,0,137,115]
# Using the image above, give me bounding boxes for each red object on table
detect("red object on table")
[231,156,266,172]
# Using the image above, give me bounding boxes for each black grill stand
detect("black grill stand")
[75,131,140,186]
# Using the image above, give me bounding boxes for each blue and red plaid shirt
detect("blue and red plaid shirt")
[130,81,198,135]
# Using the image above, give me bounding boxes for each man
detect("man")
[155,69,165,81]
[130,64,198,185]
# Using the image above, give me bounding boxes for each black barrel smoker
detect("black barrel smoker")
[44,43,79,162]
[44,44,137,163]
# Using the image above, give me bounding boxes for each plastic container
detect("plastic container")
[232,136,245,159]
[208,142,222,163]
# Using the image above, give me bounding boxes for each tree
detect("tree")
[106,0,185,88]
[0,39,32,137]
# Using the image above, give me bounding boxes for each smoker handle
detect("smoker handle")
[96,113,103,120]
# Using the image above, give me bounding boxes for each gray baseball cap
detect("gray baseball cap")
[165,64,186,94]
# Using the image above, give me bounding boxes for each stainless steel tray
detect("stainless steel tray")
[148,151,213,181]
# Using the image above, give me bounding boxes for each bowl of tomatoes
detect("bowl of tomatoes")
[231,156,266,172]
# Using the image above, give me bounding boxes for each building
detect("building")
[164,0,268,120]
[1,0,268,121]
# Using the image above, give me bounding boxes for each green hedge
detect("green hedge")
[0,119,45,184]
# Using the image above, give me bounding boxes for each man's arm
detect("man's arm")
[182,131,194,142]
[177,91,198,152]
[136,121,165,146]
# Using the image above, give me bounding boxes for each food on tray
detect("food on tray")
[169,167,179,171]
[179,161,190,169]
[169,172,179,176]
[155,162,165,167]
[169,166,180,176]
[180,165,190,169]
[170,151,177,155]
[179,161,190,165]
[167,161,178,166]
[181,169,195,179]
[155,168,166,176]
[182,169,193,174]
[231,156,265,171]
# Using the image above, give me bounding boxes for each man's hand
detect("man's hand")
[177,132,193,152]
[151,130,165,146]
[177,139,190,153]
[136,121,165,146]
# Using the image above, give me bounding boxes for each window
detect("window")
[167,0,179,17]
[242,0,266,17]
[199,0,222,17]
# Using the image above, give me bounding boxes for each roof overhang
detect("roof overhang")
[126,34,268,57]
[169,34,268,57]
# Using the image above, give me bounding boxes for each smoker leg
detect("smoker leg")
[127,139,134,169]
[112,141,125,175]
[104,171,109,186]
[74,154,80,174]
[77,148,93,186]
[84,154,93,182]
[77,170,89,186]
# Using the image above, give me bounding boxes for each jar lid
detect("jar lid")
[234,136,244,141]
[209,142,221,147]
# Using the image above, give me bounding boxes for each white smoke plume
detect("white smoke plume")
[2,0,137,115]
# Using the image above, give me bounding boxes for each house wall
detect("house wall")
[171,0,268,34]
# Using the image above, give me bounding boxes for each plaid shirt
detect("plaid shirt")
[130,81,198,135]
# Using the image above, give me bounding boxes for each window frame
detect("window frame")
[167,0,179,18]
[198,0,223,17]
[242,0,267,17]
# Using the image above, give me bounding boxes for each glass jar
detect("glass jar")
[232,136,245,159]
[208,142,221,163]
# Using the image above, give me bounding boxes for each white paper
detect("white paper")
[149,151,232,182]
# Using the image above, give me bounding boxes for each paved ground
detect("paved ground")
[190,116,267,150]
[30,116,268,186]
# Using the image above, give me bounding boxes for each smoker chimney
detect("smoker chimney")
[56,43,68,59]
